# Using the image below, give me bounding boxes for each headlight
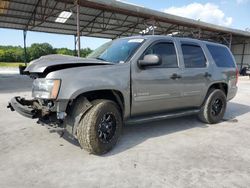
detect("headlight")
[32,79,61,99]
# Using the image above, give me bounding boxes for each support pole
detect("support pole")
[229,33,232,50]
[76,0,81,57]
[240,43,246,71]
[23,30,27,66]
[74,35,77,56]
[198,28,201,39]
[152,21,155,35]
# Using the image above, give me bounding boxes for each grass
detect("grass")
[0,62,26,67]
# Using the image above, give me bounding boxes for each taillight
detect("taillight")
[236,67,239,85]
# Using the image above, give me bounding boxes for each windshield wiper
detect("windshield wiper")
[96,57,117,64]
[96,57,107,62]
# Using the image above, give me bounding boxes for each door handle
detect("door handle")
[204,72,212,78]
[170,73,182,80]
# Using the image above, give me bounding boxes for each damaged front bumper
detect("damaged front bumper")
[7,97,69,137]
[7,96,90,137]
[7,97,39,119]
[7,97,67,124]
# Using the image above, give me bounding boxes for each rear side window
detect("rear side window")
[143,42,178,68]
[181,44,206,68]
[207,44,235,68]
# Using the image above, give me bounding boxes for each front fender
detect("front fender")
[46,63,131,117]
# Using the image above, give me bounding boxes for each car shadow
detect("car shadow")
[223,102,250,120]
[59,102,250,156]
[102,102,250,156]
[61,115,207,151]
[103,115,207,156]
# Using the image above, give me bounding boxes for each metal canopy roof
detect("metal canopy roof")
[0,0,250,44]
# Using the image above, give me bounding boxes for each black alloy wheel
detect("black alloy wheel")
[98,113,117,143]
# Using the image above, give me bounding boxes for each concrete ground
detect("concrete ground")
[0,72,250,188]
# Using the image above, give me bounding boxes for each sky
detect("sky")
[0,0,249,50]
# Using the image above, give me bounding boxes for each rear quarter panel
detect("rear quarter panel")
[203,42,238,101]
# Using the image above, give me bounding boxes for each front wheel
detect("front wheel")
[77,100,123,155]
[198,89,227,124]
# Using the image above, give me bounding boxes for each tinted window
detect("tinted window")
[207,44,235,68]
[144,42,178,68]
[182,44,206,68]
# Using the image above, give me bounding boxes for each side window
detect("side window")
[143,42,178,68]
[181,44,206,68]
[206,44,235,68]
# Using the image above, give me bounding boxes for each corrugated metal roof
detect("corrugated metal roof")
[0,0,249,44]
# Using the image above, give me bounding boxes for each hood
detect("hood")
[24,54,113,76]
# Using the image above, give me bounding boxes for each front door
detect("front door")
[131,40,183,117]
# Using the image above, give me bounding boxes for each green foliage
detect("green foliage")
[55,48,93,57]
[0,43,93,62]
[28,43,55,60]
[80,48,92,57]
[0,46,24,62]
[56,48,74,56]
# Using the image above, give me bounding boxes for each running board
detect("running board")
[126,109,200,124]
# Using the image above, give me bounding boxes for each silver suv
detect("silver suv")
[8,36,238,155]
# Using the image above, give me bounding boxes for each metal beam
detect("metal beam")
[198,28,201,39]
[76,0,81,57]
[84,22,140,36]
[23,30,27,66]
[29,1,61,30]
[1,13,141,35]
[2,0,250,39]
[229,33,232,49]
[0,19,124,38]
[74,35,77,56]
[25,0,41,30]
[240,43,246,70]
[0,3,140,28]
[115,18,142,38]
[79,10,104,33]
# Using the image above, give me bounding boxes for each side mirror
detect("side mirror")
[138,54,161,67]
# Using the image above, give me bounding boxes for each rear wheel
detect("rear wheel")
[77,100,122,155]
[198,89,227,124]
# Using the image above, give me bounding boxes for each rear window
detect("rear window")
[206,44,235,68]
[181,44,206,68]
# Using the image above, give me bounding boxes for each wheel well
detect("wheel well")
[208,83,228,96]
[72,90,124,113]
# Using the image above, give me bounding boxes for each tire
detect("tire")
[77,100,123,155]
[198,89,227,124]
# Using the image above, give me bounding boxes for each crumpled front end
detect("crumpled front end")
[7,77,69,127]
[8,97,40,119]
[7,96,68,126]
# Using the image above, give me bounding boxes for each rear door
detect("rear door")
[131,39,183,116]
[177,41,211,107]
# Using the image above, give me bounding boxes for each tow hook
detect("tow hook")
[7,103,14,111]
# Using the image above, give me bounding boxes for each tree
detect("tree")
[0,43,93,62]
[80,48,92,57]
[28,43,55,61]
[56,48,74,56]
[0,46,24,62]
[0,49,15,62]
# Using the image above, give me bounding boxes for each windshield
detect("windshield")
[87,38,145,63]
